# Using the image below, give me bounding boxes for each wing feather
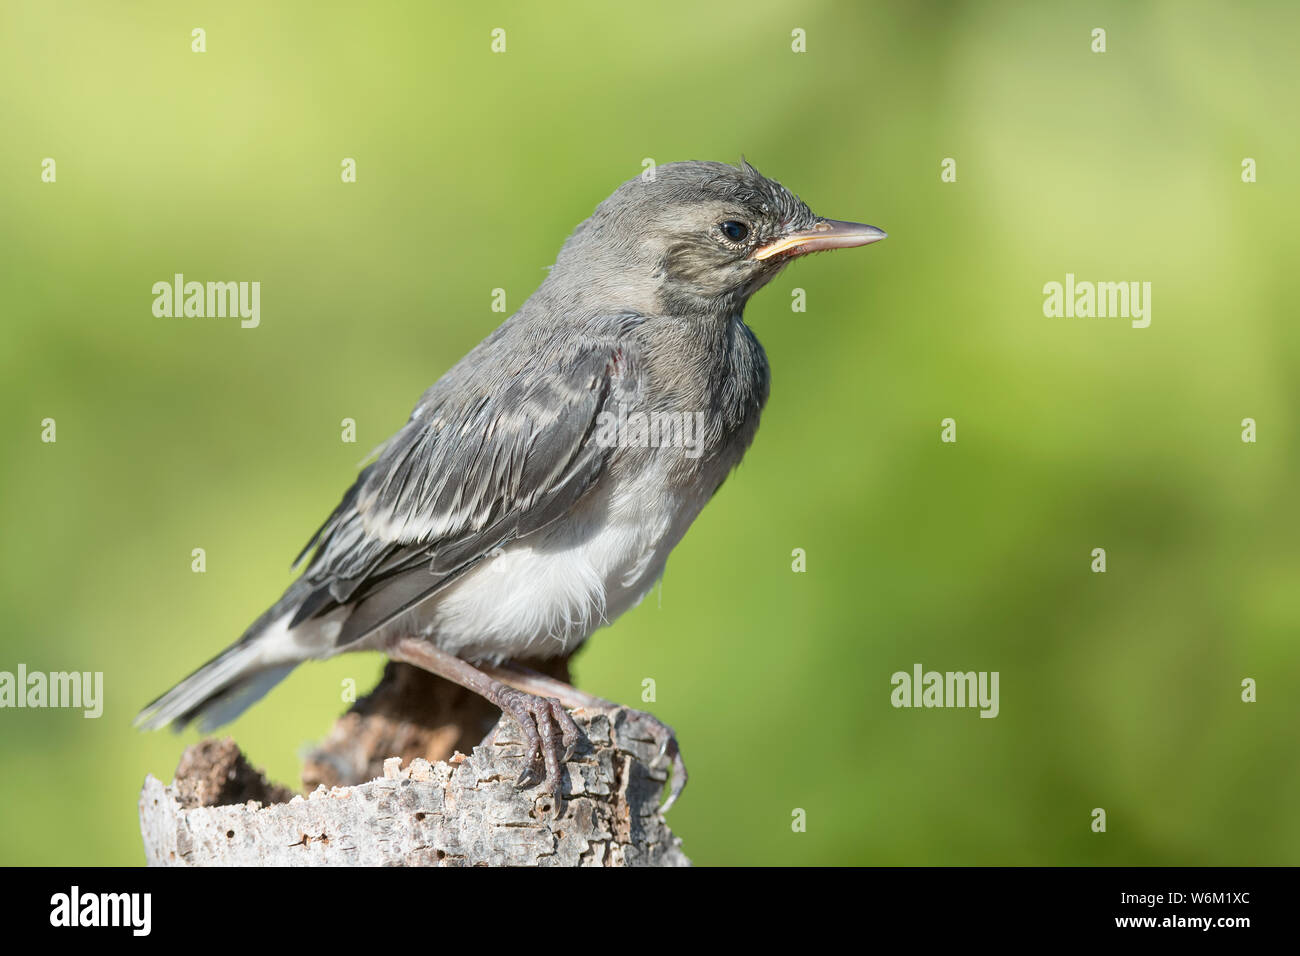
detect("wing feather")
[286,320,642,645]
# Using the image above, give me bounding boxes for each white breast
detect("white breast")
[407,460,707,662]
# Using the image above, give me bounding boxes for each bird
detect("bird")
[136,159,886,807]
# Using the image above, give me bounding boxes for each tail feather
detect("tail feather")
[134,608,310,732]
[183,663,296,732]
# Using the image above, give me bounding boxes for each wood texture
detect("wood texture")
[139,706,689,866]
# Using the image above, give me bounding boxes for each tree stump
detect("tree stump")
[138,665,689,866]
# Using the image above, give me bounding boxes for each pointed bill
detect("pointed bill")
[751,219,888,261]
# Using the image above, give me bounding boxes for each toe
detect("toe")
[531,697,563,795]
[550,699,584,761]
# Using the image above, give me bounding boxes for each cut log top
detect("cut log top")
[138,707,690,867]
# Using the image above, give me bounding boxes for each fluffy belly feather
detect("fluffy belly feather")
[397,463,703,662]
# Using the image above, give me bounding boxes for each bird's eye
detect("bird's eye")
[720,220,750,242]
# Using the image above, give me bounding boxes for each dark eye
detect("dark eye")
[720,220,749,242]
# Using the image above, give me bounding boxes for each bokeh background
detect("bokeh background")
[2,0,1297,866]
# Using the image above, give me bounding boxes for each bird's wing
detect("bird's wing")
[288,322,643,648]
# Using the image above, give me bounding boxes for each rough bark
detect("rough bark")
[138,671,689,866]
[300,660,567,791]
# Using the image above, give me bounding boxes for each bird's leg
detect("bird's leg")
[384,636,582,796]
[479,661,614,709]
[481,660,689,811]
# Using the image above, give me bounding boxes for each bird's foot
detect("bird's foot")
[609,707,689,812]
[474,660,687,811]
[488,683,585,796]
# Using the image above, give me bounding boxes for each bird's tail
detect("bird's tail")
[134,607,310,733]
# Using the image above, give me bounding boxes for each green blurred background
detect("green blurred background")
[2,0,1297,866]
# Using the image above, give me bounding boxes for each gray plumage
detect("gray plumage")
[137,160,885,745]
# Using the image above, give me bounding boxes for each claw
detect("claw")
[490,684,584,799]
[661,749,688,812]
[514,761,544,791]
[551,698,584,763]
[613,707,688,812]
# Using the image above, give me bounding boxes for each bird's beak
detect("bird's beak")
[751,219,888,261]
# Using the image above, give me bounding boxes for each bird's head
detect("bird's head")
[549,160,886,316]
